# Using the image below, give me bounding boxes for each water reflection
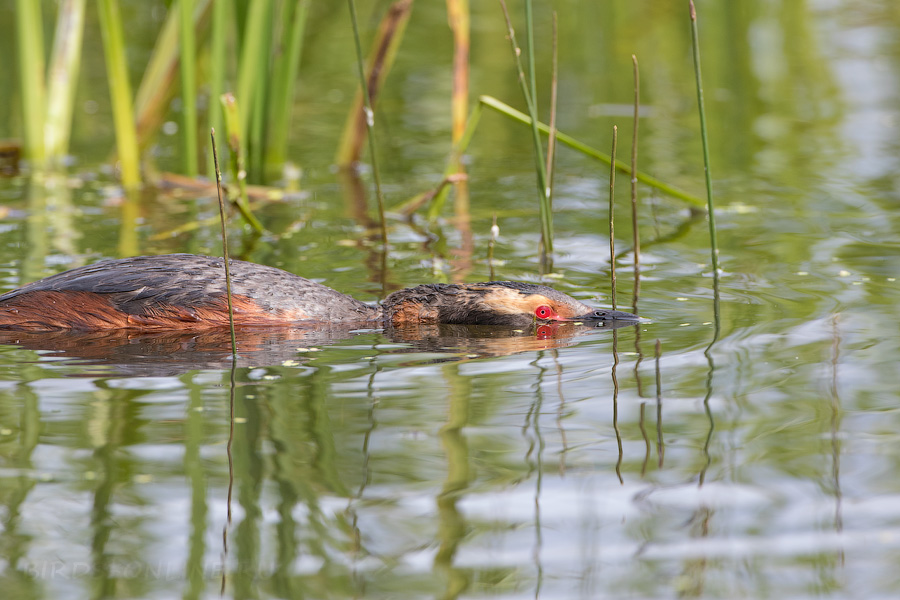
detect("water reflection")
[0,320,633,376]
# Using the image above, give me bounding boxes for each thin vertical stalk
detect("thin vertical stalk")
[347,0,388,245]
[180,0,198,176]
[208,0,228,176]
[630,55,640,282]
[97,0,141,189]
[609,126,617,310]
[211,129,237,357]
[336,0,413,167]
[689,1,719,275]
[45,0,86,166]
[545,13,558,195]
[16,0,46,165]
[498,1,552,256]
[524,0,538,125]
[265,0,310,176]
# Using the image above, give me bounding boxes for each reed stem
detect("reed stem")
[447,0,470,146]
[479,95,704,208]
[236,0,272,139]
[347,0,388,245]
[336,0,412,167]
[208,0,228,176]
[211,128,237,356]
[133,0,212,152]
[689,1,719,275]
[265,0,310,177]
[97,0,141,189]
[180,0,198,176]
[609,126,617,310]
[45,0,86,167]
[498,0,552,256]
[630,55,640,277]
[16,0,47,166]
[545,13,558,191]
[220,93,264,234]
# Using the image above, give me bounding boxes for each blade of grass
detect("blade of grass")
[346,0,392,246]
[265,0,310,178]
[97,0,141,189]
[689,1,719,275]
[498,0,552,257]
[180,0,199,176]
[211,128,237,357]
[16,0,46,166]
[220,93,264,233]
[427,98,483,220]
[609,126,617,310]
[336,0,414,167]
[480,95,705,208]
[45,0,86,167]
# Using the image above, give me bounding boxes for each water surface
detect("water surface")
[1,1,900,598]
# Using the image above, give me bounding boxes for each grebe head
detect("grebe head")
[382,281,639,326]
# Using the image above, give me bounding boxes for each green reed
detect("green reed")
[689,1,719,275]
[15,0,46,166]
[97,0,141,189]
[479,96,705,208]
[424,93,704,221]
[207,0,228,176]
[180,0,198,176]
[347,0,388,246]
[499,0,552,257]
[630,55,641,277]
[609,126,617,310]
[211,128,237,356]
[45,0,86,167]
[220,93,264,233]
[265,0,310,178]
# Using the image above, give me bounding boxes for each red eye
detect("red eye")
[535,305,554,320]
[536,324,555,339]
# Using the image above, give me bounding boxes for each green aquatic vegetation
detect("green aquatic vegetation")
[97,0,141,189]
